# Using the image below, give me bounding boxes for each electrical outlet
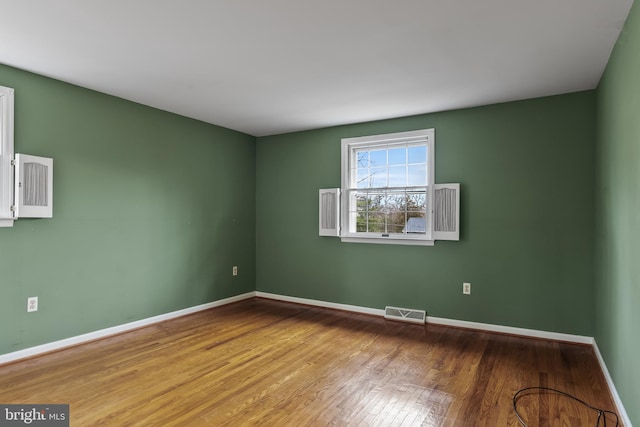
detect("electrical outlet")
[463,282,471,295]
[27,296,38,312]
[232,266,238,276]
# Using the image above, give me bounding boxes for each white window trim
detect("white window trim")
[340,128,435,246]
[340,235,436,246]
[0,85,15,227]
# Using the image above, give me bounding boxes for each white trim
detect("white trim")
[426,316,594,344]
[341,128,435,145]
[258,293,632,417]
[0,85,15,225]
[3,290,628,424]
[341,236,435,246]
[340,128,435,245]
[257,291,593,344]
[592,340,632,426]
[0,292,256,365]
[255,291,385,317]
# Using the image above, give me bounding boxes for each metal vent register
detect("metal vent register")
[384,306,426,324]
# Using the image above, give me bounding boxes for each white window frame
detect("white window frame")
[340,128,435,246]
[0,85,15,227]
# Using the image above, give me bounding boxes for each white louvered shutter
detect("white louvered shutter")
[319,188,340,236]
[433,183,460,241]
[14,153,53,218]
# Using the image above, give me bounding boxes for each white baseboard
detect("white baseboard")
[2,290,630,425]
[256,291,593,344]
[258,292,630,422]
[592,340,632,426]
[0,292,256,365]
[426,316,594,344]
[255,291,385,317]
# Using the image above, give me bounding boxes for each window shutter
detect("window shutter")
[14,153,53,218]
[319,188,340,237]
[0,86,14,226]
[433,183,460,241]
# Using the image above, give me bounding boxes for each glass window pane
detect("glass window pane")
[405,214,427,234]
[356,212,368,232]
[356,150,369,167]
[356,168,370,188]
[370,167,386,188]
[407,164,427,186]
[385,192,405,211]
[408,146,427,164]
[388,148,406,165]
[367,192,384,212]
[356,194,369,211]
[370,150,387,167]
[388,166,406,187]
[387,224,406,234]
[368,213,385,233]
[387,209,406,229]
[407,191,426,211]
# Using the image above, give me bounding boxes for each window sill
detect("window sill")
[340,236,434,246]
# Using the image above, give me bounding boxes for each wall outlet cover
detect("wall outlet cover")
[463,283,471,295]
[27,296,38,312]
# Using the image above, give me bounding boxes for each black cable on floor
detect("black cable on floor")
[513,386,619,427]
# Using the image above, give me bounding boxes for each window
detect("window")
[0,85,15,227]
[0,86,54,227]
[341,128,436,245]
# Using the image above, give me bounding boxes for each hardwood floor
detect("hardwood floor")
[0,298,620,426]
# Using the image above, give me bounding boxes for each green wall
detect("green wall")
[1,19,635,422]
[0,64,256,355]
[596,0,640,422]
[257,91,596,336]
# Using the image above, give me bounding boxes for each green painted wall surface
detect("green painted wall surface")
[0,64,256,355]
[256,92,596,336]
[596,1,640,422]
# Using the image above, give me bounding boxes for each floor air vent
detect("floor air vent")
[384,306,426,324]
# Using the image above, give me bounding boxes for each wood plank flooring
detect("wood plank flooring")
[0,298,621,426]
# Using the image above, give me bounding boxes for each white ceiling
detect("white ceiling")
[0,1,634,137]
